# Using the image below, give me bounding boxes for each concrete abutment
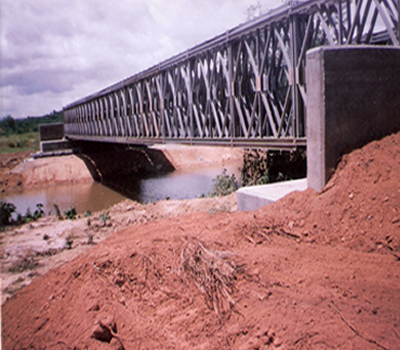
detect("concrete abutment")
[306,46,400,191]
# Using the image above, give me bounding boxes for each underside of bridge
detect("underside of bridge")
[70,141,175,198]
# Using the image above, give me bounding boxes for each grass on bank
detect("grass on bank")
[0,111,63,154]
[0,132,40,154]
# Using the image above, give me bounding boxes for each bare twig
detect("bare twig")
[330,301,389,350]
[263,226,300,240]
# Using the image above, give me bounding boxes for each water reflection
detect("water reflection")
[139,163,240,203]
[3,163,241,215]
[3,182,126,217]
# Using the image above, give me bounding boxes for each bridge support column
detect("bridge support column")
[306,46,400,191]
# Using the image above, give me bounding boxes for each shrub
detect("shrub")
[65,235,74,249]
[8,256,38,273]
[240,149,307,187]
[99,211,111,224]
[33,203,44,220]
[210,169,239,197]
[0,200,16,227]
[64,207,77,220]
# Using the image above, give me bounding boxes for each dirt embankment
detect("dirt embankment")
[0,154,93,193]
[1,146,243,304]
[2,134,400,350]
[0,151,33,193]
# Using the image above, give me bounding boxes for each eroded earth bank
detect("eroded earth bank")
[1,135,400,349]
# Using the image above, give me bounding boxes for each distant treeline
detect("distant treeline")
[0,111,63,136]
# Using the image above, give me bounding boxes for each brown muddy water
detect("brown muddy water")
[3,163,241,217]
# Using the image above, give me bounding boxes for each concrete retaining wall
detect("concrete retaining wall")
[41,140,72,153]
[306,46,400,191]
[39,123,65,141]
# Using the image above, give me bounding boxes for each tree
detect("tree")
[1,116,16,134]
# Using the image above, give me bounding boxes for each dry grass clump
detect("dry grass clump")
[180,239,242,318]
[8,255,38,273]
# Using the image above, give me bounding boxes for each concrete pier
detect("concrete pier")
[306,46,400,191]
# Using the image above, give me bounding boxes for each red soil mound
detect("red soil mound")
[261,132,400,254]
[2,133,400,350]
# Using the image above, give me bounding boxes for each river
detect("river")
[3,162,241,217]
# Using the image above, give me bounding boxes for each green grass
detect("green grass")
[0,132,40,154]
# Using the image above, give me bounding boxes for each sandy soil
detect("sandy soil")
[2,134,400,349]
[1,153,93,194]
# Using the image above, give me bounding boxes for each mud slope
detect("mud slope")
[2,132,400,350]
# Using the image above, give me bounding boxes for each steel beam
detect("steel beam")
[63,0,399,150]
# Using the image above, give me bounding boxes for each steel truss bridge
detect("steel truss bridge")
[63,0,399,150]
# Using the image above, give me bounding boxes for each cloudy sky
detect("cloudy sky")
[1,0,282,119]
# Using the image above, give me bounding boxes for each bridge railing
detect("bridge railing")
[63,0,399,149]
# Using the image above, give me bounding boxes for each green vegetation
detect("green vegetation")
[209,149,306,198]
[240,149,306,187]
[8,256,38,274]
[0,132,40,153]
[1,200,16,229]
[0,111,63,153]
[1,201,46,229]
[0,112,63,135]
[85,211,92,226]
[21,204,44,223]
[210,169,239,197]
[65,235,74,249]
[64,207,77,220]
[99,211,111,224]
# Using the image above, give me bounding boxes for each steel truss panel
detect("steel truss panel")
[63,0,399,149]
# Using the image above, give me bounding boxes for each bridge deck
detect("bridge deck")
[63,0,399,150]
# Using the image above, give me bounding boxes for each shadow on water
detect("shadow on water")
[74,140,242,204]
[73,141,176,201]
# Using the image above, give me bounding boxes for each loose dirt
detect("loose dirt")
[2,133,400,349]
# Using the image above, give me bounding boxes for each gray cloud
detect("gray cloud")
[0,0,281,118]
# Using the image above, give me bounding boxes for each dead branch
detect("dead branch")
[179,239,243,318]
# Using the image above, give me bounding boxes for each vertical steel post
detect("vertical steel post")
[256,28,262,138]
[228,42,235,142]
[338,0,343,44]
[398,0,400,42]
[290,14,300,139]
[346,0,351,38]
[187,62,194,140]
[159,74,166,140]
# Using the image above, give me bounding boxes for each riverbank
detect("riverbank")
[2,133,400,349]
[0,146,243,194]
[0,152,93,194]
